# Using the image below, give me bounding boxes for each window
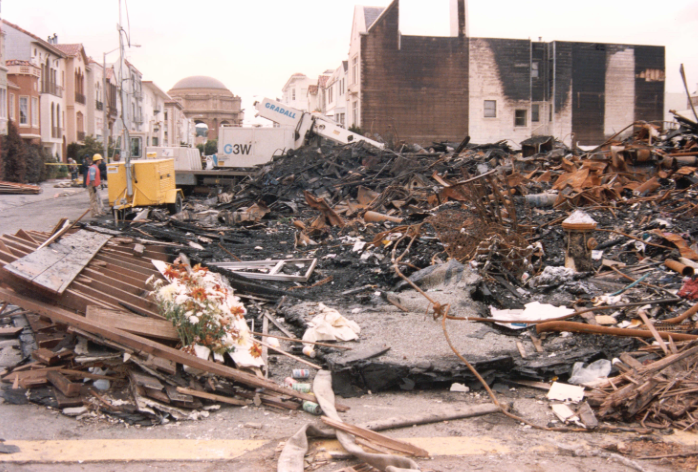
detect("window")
[531,62,539,79]
[484,100,496,118]
[531,104,540,123]
[292,88,296,100]
[514,109,527,127]
[352,101,358,126]
[19,97,29,125]
[152,136,159,146]
[328,86,333,103]
[352,55,358,85]
[164,111,168,121]
[32,97,39,127]
[549,106,553,122]
[0,89,6,119]
[131,137,142,158]
[9,94,15,121]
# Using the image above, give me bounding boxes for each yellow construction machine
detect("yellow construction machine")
[107,158,183,219]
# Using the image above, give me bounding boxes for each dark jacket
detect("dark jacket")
[98,161,107,181]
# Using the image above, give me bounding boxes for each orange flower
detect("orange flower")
[163,265,182,280]
[190,287,208,301]
[249,343,262,359]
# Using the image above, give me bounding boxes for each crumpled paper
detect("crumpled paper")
[302,303,360,345]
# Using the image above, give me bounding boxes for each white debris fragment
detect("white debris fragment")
[547,382,584,403]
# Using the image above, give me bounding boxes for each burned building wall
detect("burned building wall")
[360,1,469,146]
[553,41,665,146]
[634,45,665,127]
[468,38,533,144]
[570,43,607,145]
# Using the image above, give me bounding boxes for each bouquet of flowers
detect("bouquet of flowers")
[148,261,264,369]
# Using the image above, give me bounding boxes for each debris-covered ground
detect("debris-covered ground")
[3,114,698,470]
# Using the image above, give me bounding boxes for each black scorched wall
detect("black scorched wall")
[571,42,606,145]
[360,1,469,146]
[634,45,665,125]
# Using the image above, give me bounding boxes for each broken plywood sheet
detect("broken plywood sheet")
[4,230,111,294]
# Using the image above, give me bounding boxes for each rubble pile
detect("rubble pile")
[3,115,698,442]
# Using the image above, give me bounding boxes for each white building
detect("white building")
[142,81,169,147]
[111,58,144,157]
[324,62,348,126]
[86,58,104,142]
[347,6,385,128]
[163,99,194,148]
[281,73,317,112]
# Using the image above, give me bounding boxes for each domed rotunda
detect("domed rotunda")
[168,76,243,140]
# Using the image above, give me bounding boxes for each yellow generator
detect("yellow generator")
[107,159,183,215]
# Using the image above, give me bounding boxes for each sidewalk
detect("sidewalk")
[0,178,85,212]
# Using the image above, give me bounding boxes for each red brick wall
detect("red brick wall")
[360,1,469,146]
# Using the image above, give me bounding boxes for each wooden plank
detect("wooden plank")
[47,371,81,397]
[5,230,112,295]
[176,387,248,406]
[32,348,61,365]
[54,389,85,408]
[74,281,159,315]
[321,416,430,458]
[15,229,38,245]
[0,286,347,410]
[144,354,177,375]
[0,327,23,336]
[86,306,175,340]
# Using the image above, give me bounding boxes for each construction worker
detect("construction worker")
[86,154,104,217]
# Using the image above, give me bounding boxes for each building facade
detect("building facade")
[280,73,317,112]
[167,76,242,141]
[142,81,169,147]
[0,25,8,136]
[6,59,41,143]
[2,20,67,159]
[316,0,666,147]
[324,62,348,126]
[86,58,104,142]
[54,43,89,147]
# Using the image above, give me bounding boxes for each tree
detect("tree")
[24,144,43,183]
[204,139,218,155]
[1,121,27,183]
[196,143,205,155]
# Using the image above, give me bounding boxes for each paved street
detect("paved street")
[0,179,103,236]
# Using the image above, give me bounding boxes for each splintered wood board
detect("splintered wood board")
[85,306,179,341]
[3,230,112,294]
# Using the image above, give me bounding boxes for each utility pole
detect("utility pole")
[118,0,133,197]
[102,53,109,163]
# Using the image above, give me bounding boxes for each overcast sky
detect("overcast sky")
[3,0,697,125]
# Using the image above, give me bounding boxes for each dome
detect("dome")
[170,76,228,90]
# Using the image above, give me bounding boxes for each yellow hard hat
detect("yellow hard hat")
[92,154,103,162]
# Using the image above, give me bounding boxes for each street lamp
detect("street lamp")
[103,44,140,163]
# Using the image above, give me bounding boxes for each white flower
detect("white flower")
[188,315,200,324]
[175,294,189,305]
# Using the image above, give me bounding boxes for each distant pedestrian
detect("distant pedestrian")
[86,154,104,217]
[67,158,78,181]
[79,156,89,187]
[98,158,107,190]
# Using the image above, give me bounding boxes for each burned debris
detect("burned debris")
[2,113,698,470]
